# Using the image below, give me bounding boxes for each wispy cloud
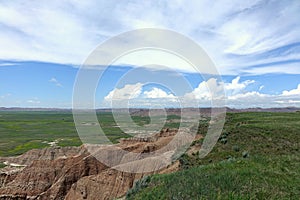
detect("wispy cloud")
[259,85,264,91]
[0,62,18,67]
[0,1,299,75]
[27,100,40,104]
[49,77,63,87]
[0,93,11,99]
[27,97,40,104]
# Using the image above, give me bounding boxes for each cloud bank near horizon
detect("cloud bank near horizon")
[102,76,300,108]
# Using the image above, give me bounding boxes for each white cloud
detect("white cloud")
[0,93,11,99]
[275,100,300,104]
[259,85,264,91]
[49,77,63,87]
[184,76,255,100]
[184,78,218,100]
[27,99,41,104]
[143,88,176,99]
[225,91,273,108]
[282,84,300,96]
[224,76,255,95]
[110,49,198,74]
[241,63,300,75]
[0,1,299,75]
[228,91,267,100]
[0,63,18,67]
[103,83,181,108]
[102,77,300,108]
[0,1,107,64]
[104,84,177,101]
[104,83,143,100]
[216,83,300,108]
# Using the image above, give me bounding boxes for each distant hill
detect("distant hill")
[0,107,299,113]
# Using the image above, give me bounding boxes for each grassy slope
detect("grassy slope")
[127,112,300,199]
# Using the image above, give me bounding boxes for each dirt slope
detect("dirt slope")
[0,129,182,200]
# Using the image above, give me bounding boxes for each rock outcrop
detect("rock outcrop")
[0,146,83,167]
[65,169,143,200]
[0,129,184,200]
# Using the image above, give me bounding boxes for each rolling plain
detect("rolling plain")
[0,109,299,199]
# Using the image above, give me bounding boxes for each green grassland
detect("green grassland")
[0,111,132,157]
[0,111,181,157]
[127,112,300,199]
[1,111,299,199]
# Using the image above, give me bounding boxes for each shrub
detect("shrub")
[0,163,6,168]
[232,145,240,152]
[235,122,241,127]
[178,154,192,169]
[220,138,227,144]
[242,151,249,158]
[126,175,151,198]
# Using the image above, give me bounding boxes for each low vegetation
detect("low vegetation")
[0,111,181,157]
[127,112,300,199]
[1,111,299,199]
[0,111,132,156]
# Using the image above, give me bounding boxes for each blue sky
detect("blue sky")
[0,0,300,108]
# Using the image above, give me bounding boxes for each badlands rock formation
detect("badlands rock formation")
[0,129,182,200]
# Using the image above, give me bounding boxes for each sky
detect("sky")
[0,0,300,108]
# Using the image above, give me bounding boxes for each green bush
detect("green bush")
[232,145,240,152]
[242,151,249,158]
[220,138,227,144]
[0,163,6,168]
